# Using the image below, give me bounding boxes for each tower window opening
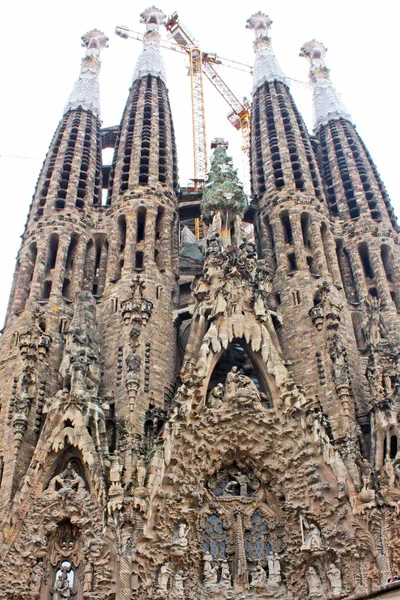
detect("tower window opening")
[381,244,394,283]
[292,290,301,305]
[358,242,374,279]
[62,278,71,300]
[390,435,398,460]
[46,234,59,273]
[301,213,312,248]
[280,211,293,244]
[42,280,52,300]
[135,251,144,269]
[391,291,400,312]
[368,287,379,298]
[288,252,297,272]
[336,240,359,302]
[137,208,146,243]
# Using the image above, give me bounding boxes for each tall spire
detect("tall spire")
[300,40,351,131]
[64,29,108,117]
[246,12,287,91]
[201,139,247,223]
[132,6,167,83]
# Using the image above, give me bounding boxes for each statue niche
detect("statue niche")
[206,340,272,408]
[45,455,88,496]
[208,464,260,498]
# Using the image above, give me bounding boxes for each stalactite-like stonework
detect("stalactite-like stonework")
[2,8,400,600]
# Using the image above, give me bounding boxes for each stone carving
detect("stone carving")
[207,383,224,409]
[59,292,100,401]
[51,566,75,600]
[327,563,342,596]
[83,561,94,595]
[301,518,322,551]
[171,522,189,555]
[267,553,281,585]
[220,560,231,588]
[48,462,86,495]
[171,570,185,600]
[250,564,267,591]
[306,566,326,599]
[121,276,153,347]
[203,553,218,585]
[29,561,44,593]
[157,562,172,595]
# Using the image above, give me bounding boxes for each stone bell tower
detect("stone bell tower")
[2,7,400,600]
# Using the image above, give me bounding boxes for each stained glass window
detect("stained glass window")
[203,514,228,559]
[245,512,271,560]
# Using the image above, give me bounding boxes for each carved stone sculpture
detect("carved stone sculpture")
[48,462,85,494]
[327,563,342,596]
[220,560,231,588]
[306,566,326,599]
[157,563,172,595]
[250,564,267,591]
[267,552,281,585]
[203,553,218,585]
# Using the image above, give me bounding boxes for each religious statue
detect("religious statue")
[83,562,93,595]
[207,383,224,409]
[52,568,74,600]
[48,462,85,494]
[220,560,231,588]
[29,561,44,593]
[158,563,172,594]
[327,563,342,596]
[171,523,189,555]
[306,566,326,599]
[267,553,281,585]
[136,457,147,488]
[302,521,322,550]
[250,564,267,591]
[172,570,185,600]
[203,553,218,585]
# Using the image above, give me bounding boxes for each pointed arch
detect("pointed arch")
[204,338,279,408]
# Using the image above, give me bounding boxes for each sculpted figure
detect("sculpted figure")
[203,553,218,585]
[225,366,240,397]
[172,570,185,600]
[49,462,85,494]
[52,569,74,600]
[359,458,373,490]
[327,563,342,596]
[207,383,224,409]
[303,523,322,550]
[30,561,44,593]
[172,523,189,552]
[83,562,93,594]
[267,553,281,585]
[220,560,231,588]
[250,564,267,590]
[136,457,147,488]
[158,563,172,594]
[306,566,325,598]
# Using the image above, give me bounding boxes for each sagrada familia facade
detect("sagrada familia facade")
[1,6,400,600]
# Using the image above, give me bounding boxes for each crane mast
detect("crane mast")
[165,12,251,187]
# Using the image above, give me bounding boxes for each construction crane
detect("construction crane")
[164,13,251,187]
[116,16,311,192]
[116,16,252,189]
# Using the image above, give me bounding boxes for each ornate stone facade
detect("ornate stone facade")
[1,7,400,600]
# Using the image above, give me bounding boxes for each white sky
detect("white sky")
[0,0,398,324]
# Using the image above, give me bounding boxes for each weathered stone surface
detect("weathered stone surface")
[1,8,400,600]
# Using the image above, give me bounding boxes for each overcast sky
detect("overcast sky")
[0,0,398,324]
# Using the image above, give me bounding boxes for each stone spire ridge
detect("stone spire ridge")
[64,29,109,118]
[300,39,351,131]
[201,138,248,226]
[132,6,167,83]
[246,12,288,91]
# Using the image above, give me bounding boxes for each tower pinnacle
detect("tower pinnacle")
[132,6,167,83]
[246,12,287,91]
[300,39,351,130]
[64,29,108,117]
